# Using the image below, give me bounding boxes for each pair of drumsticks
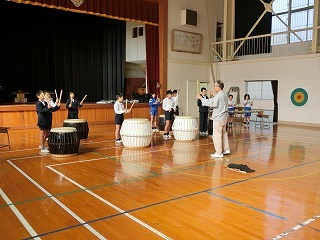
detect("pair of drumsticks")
[54,89,63,103]
[54,89,87,104]
[125,99,135,112]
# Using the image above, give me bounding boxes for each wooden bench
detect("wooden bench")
[0,127,10,149]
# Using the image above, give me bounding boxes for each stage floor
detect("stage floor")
[1,123,320,239]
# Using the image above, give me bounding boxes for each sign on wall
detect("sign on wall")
[172,29,202,54]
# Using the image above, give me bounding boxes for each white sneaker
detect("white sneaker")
[167,135,172,138]
[210,153,224,158]
[40,148,49,153]
[115,139,122,144]
[223,149,231,155]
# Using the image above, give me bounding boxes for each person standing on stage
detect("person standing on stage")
[197,87,209,136]
[114,93,130,144]
[149,92,162,132]
[66,91,84,119]
[162,90,175,139]
[197,80,230,158]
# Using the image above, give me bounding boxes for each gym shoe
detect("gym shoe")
[223,149,231,155]
[40,148,49,153]
[115,139,122,144]
[210,153,224,158]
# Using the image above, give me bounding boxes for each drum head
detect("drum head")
[123,118,149,124]
[175,116,195,119]
[50,127,77,133]
[64,119,87,123]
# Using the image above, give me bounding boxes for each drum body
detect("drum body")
[63,119,89,139]
[48,127,80,157]
[172,116,198,141]
[120,118,152,148]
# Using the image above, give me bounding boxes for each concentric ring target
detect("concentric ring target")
[291,88,308,106]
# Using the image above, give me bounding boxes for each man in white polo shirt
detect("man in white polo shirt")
[197,80,230,158]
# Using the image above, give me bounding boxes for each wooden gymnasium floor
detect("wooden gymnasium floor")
[0,122,320,240]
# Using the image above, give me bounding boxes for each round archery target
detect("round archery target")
[291,88,308,106]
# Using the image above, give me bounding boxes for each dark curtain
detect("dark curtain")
[271,80,278,122]
[0,1,125,103]
[145,24,159,95]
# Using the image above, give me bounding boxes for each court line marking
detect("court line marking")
[207,192,287,220]
[47,166,171,240]
[2,141,319,210]
[0,188,41,240]
[41,158,320,238]
[2,134,320,237]
[271,214,320,240]
[7,160,107,240]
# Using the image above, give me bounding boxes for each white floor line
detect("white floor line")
[47,166,172,240]
[272,214,320,240]
[0,188,41,240]
[7,160,107,240]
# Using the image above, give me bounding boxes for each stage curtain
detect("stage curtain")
[145,24,159,95]
[6,0,159,26]
[0,1,125,102]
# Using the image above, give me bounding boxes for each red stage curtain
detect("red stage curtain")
[7,0,159,25]
[145,24,159,95]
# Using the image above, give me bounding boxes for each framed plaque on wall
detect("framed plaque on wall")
[172,29,202,54]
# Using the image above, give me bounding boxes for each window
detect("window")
[132,26,144,39]
[246,81,273,100]
[271,0,314,45]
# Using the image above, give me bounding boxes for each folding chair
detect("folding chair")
[255,111,270,129]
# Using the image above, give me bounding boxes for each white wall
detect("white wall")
[214,54,320,125]
[167,0,218,117]
[166,0,320,126]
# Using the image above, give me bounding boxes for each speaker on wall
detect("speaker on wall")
[181,9,197,27]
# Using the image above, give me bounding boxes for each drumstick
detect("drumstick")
[251,95,256,104]
[197,80,200,94]
[129,101,135,111]
[125,99,128,111]
[59,90,63,103]
[54,89,58,101]
[81,94,87,103]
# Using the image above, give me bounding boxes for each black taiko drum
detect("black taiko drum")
[63,119,89,139]
[48,127,80,157]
